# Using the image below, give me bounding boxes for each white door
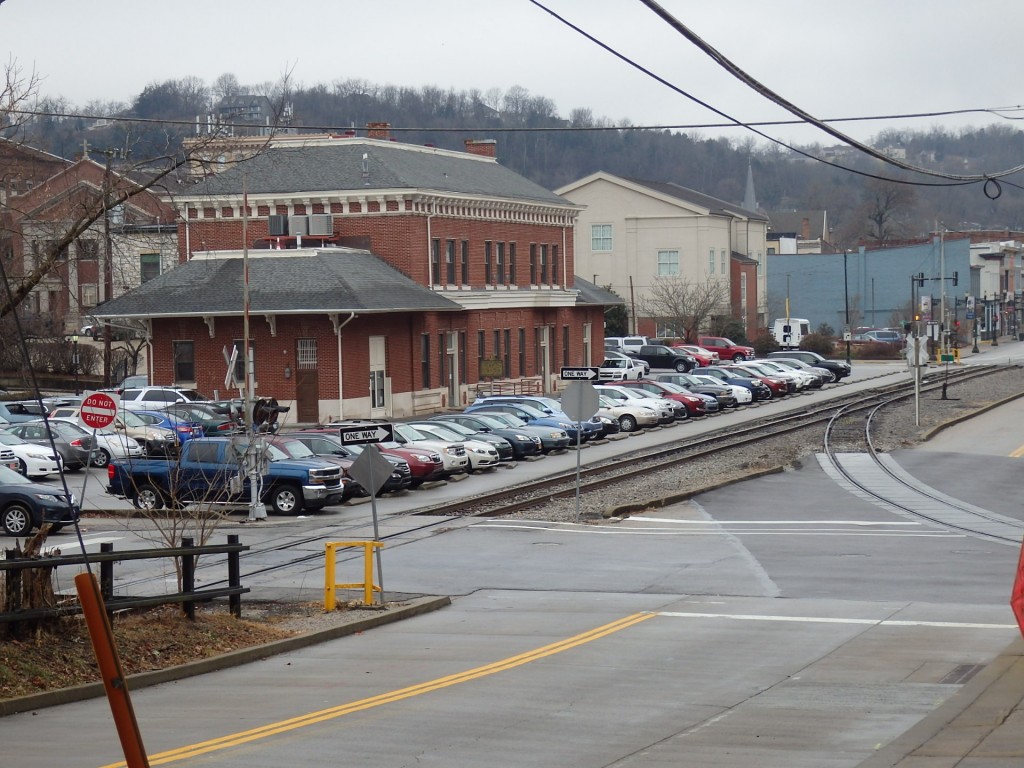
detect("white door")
[369,336,389,417]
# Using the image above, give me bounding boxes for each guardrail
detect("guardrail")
[1,535,249,635]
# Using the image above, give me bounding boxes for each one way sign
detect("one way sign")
[338,424,394,445]
[560,366,600,381]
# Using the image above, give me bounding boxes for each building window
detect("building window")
[484,241,493,285]
[496,242,506,285]
[562,325,570,367]
[81,283,98,307]
[552,245,559,284]
[173,341,195,382]
[740,273,748,314]
[708,249,716,274]
[445,239,456,284]
[529,244,538,284]
[431,238,440,285]
[583,322,591,366]
[540,245,549,284]
[233,339,255,383]
[508,243,517,285]
[720,249,727,275]
[493,330,502,374]
[658,250,680,276]
[140,253,161,283]
[461,240,469,284]
[592,224,612,251]
[438,333,445,388]
[518,327,526,376]
[767,247,776,255]
[421,334,430,390]
[459,331,467,384]
[77,239,98,261]
[477,330,485,375]
[503,328,511,377]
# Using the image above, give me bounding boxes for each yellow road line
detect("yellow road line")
[99,611,655,768]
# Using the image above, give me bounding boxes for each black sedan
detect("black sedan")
[700,366,773,401]
[428,414,543,459]
[0,465,79,536]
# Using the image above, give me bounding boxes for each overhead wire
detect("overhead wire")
[526,0,1016,191]
[633,0,1024,184]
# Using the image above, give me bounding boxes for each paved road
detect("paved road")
[3,350,1022,767]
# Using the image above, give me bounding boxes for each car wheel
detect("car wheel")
[17,458,28,476]
[674,360,688,372]
[732,353,746,362]
[3,502,34,536]
[269,484,303,515]
[91,449,111,469]
[133,483,165,511]
[618,414,638,432]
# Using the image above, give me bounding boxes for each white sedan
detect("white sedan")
[0,432,61,478]
[408,422,500,471]
[46,417,144,468]
[596,395,660,433]
[390,423,470,476]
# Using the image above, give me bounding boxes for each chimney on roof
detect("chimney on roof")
[366,122,391,139]
[801,217,811,240]
[464,139,497,158]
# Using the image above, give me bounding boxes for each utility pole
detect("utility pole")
[241,177,266,522]
[100,149,114,387]
[843,251,851,365]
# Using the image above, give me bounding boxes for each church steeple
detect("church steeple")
[742,160,758,211]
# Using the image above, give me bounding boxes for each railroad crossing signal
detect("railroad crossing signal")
[560,367,600,381]
[79,391,119,430]
[338,424,394,445]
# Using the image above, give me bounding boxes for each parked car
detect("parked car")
[593,385,680,424]
[304,426,446,487]
[699,367,772,401]
[604,335,649,354]
[722,364,789,398]
[763,357,835,384]
[120,386,209,411]
[651,373,739,409]
[761,359,828,388]
[0,445,21,473]
[469,396,602,442]
[389,423,470,477]
[465,401,583,445]
[132,409,207,446]
[428,414,543,460]
[617,380,710,417]
[595,394,661,433]
[117,374,149,389]
[48,406,179,456]
[45,417,145,468]
[407,421,501,471]
[0,432,61,478]
[672,344,720,367]
[264,435,358,502]
[603,349,650,375]
[0,401,50,424]
[687,373,752,405]
[409,419,514,463]
[697,336,755,362]
[4,420,98,471]
[734,362,804,393]
[160,403,239,435]
[599,357,646,381]
[628,344,697,373]
[0,465,79,536]
[464,411,571,453]
[281,432,413,496]
[765,350,851,381]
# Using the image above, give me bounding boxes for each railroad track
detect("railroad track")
[115,364,1020,593]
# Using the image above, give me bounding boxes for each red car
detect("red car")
[617,380,707,417]
[671,344,719,367]
[296,427,445,487]
[721,365,788,398]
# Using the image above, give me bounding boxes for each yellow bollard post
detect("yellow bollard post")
[324,541,384,609]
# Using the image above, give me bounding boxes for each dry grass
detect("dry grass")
[0,603,301,701]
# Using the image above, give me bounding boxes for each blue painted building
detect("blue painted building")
[766,236,973,332]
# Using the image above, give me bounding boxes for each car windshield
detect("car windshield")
[274,439,315,459]
[50,420,87,437]
[481,412,527,428]
[394,423,429,442]
[0,433,23,445]
[120,410,146,427]
[433,421,475,437]
[602,359,626,369]
[659,381,688,394]
[469,414,510,430]
[177,390,208,401]
[693,375,723,386]
[415,423,461,441]
[0,465,29,484]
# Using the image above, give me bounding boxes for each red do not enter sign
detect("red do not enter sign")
[80,391,119,430]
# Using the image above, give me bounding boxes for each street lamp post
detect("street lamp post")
[843,251,851,365]
[71,334,80,395]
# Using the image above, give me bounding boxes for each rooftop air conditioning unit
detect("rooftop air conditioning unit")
[268,215,288,236]
[308,214,333,236]
[289,215,309,236]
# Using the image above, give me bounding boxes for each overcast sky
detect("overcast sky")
[3,0,1022,147]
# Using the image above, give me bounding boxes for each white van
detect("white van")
[603,335,648,354]
[772,318,810,350]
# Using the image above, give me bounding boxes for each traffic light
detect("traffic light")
[903,321,912,332]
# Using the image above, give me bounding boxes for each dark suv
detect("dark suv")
[766,350,851,381]
[628,345,697,373]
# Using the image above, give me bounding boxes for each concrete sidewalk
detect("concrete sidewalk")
[857,637,1024,767]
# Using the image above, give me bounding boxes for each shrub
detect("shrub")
[852,341,903,360]
[752,328,780,356]
[800,333,837,356]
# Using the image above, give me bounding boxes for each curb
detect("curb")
[0,594,451,717]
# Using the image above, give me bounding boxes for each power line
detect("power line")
[527,0,1016,190]
[634,0,1024,184]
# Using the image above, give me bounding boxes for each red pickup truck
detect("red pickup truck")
[697,336,755,362]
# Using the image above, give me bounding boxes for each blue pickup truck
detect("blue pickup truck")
[106,437,347,514]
